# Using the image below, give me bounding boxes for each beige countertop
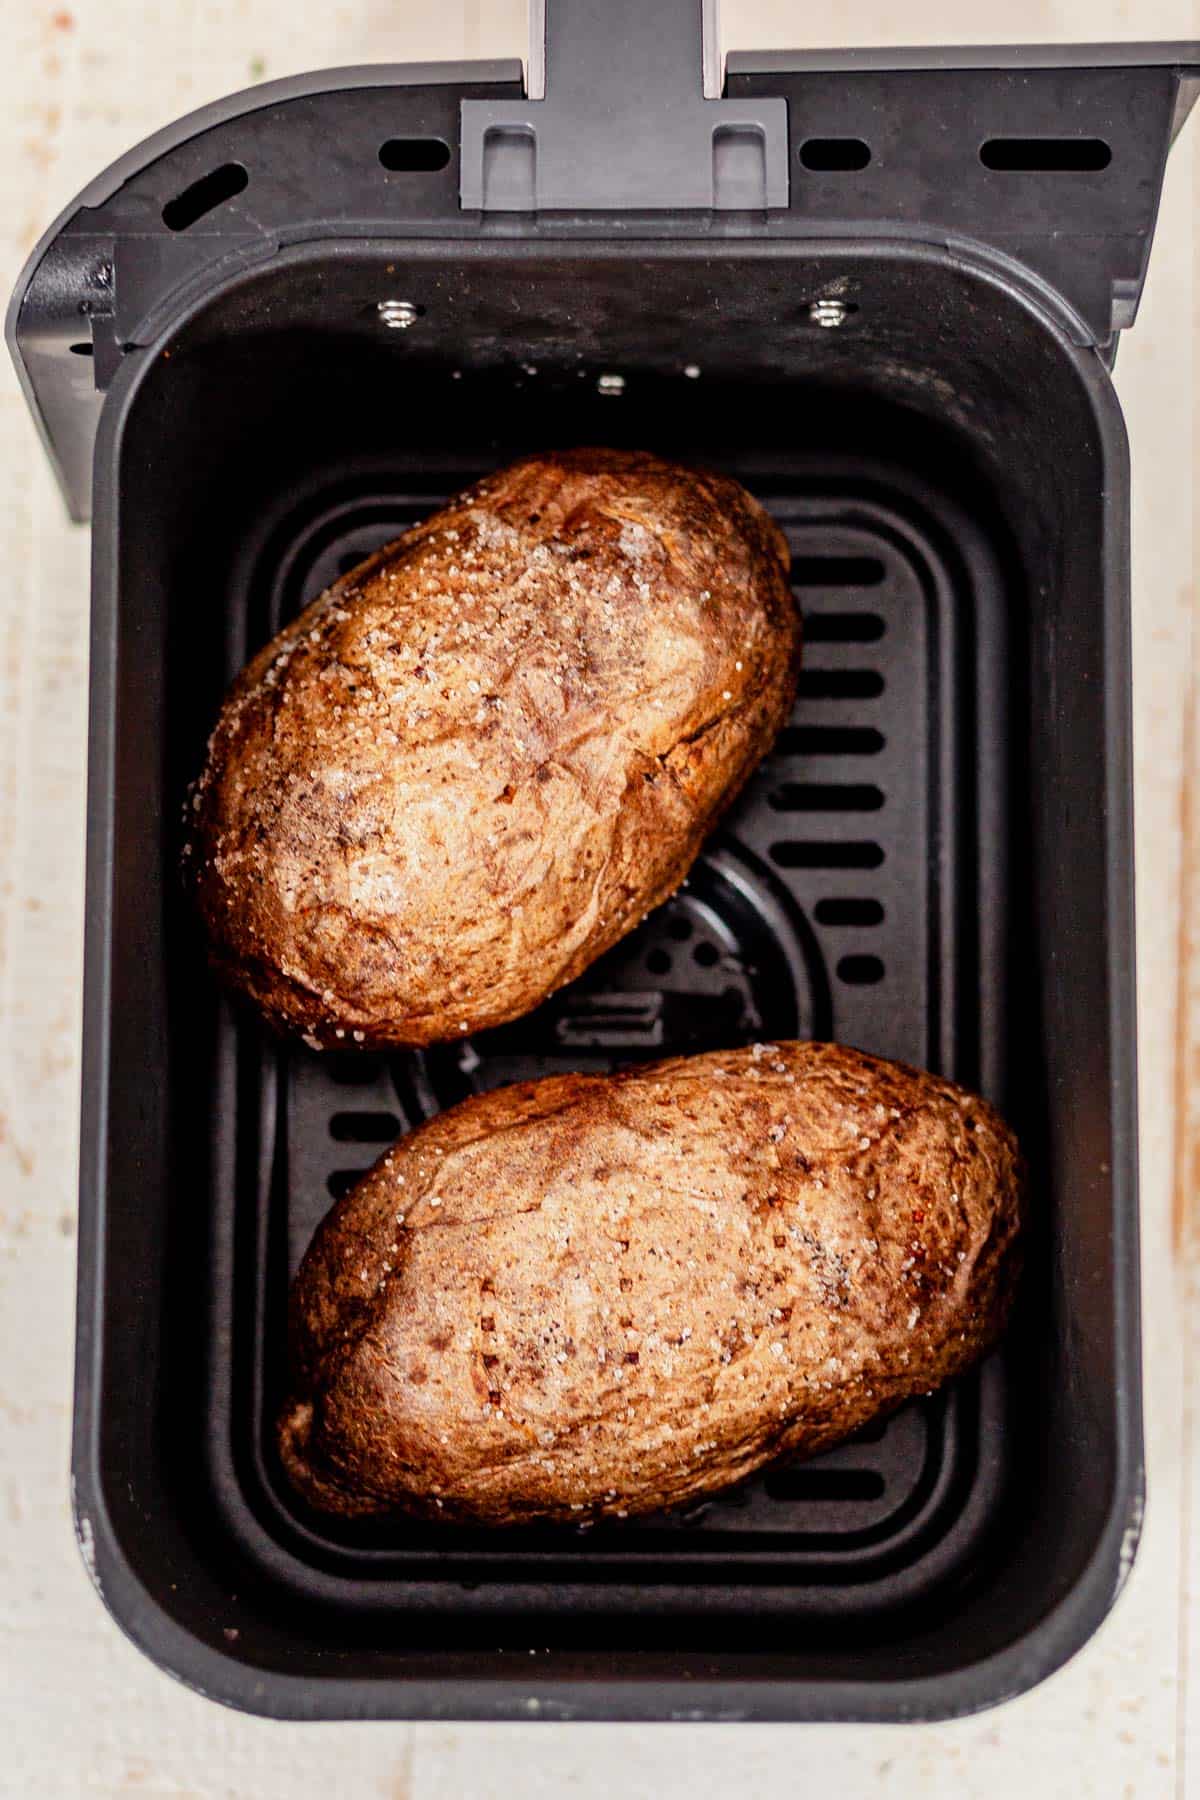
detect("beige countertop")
[1,2,1198,1794]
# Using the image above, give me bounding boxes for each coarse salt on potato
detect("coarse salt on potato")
[279,1041,1023,1525]
[188,449,799,1048]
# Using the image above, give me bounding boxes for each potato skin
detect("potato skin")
[278,1042,1023,1525]
[187,450,798,1048]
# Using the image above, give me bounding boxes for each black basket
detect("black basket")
[9,0,1199,1724]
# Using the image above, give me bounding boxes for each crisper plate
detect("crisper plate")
[205,459,1011,1626]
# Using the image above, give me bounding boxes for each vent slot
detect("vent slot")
[814,898,885,927]
[162,161,248,231]
[770,783,884,813]
[764,1468,886,1502]
[330,1111,400,1144]
[795,670,884,700]
[776,725,884,757]
[770,841,884,870]
[836,954,885,985]
[325,1057,387,1087]
[980,137,1111,172]
[799,137,871,172]
[791,555,885,587]
[803,612,885,644]
[379,137,451,172]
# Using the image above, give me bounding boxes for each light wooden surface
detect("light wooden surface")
[1,3,1197,1794]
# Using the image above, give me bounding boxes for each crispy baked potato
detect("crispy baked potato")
[278,1041,1023,1525]
[187,450,798,1048]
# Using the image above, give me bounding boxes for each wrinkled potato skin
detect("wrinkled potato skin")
[188,450,799,1048]
[279,1042,1023,1525]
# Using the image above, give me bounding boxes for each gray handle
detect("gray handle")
[460,0,789,211]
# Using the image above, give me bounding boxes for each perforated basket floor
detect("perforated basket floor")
[206,455,1013,1625]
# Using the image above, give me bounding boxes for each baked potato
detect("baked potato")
[187,449,799,1048]
[278,1041,1023,1525]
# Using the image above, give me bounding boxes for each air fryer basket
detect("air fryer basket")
[9,0,1199,1723]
